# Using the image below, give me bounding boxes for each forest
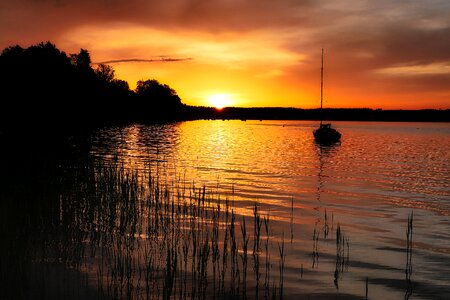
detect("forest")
[0,42,184,135]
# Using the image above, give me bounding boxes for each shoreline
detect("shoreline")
[181,106,450,123]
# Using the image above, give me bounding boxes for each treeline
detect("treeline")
[0,42,184,135]
[186,107,450,122]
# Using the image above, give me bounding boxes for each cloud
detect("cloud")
[1,0,449,108]
[3,0,449,69]
[0,0,317,45]
[94,57,193,64]
[375,62,450,76]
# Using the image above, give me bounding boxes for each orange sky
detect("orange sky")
[1,0,449,109]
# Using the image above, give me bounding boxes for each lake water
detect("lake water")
[3,120,449,299]
[86,120,450,299]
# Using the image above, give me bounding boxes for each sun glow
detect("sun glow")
[207,93,233,109]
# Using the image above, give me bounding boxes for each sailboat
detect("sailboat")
[313,49,341,144]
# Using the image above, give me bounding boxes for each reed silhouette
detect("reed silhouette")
[1,145,292,299]
[405,211,414,299]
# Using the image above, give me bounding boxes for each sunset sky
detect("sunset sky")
[1,0,449,109]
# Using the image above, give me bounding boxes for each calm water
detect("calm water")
[87,120,450,299]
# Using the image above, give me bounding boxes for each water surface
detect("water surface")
[87,120,450,299]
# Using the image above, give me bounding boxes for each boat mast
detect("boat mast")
[320,48,324,125]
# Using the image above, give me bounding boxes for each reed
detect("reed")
[1,152,297,299]
[263,212,271,296]
[278,232,286,298]
[365,277,369,300]
[253,202,262,256]
[312,223,319,268]
[333,223,350,290]
[405,211,413,299]
[323,208,329,239]
[240,216,249,298]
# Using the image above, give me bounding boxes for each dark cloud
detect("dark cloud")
[373,27,450,66]
[174,0,316,31]
[283,2,450,98]
[0,0,321,58]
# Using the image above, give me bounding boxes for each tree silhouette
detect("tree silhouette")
[112,79,130,91]
[0,42,77,130]
[136,79,181,107]
[71,49,91,70]
[0,42,188,134]
[95,63,115,83]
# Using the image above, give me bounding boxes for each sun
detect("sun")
[207,93,232,109]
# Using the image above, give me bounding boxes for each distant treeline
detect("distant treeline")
[0,42,448,138]
[185,106,450,122]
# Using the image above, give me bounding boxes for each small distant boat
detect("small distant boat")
[314,123,341,144]
[313,49,341,144]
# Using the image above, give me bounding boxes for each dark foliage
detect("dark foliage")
[0,42,184,137]
[134,79,184,121]
[182,106,450,122]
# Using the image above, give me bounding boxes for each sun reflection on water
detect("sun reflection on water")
[87,120,450,298]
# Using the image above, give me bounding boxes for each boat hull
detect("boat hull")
[313,124,341,144]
